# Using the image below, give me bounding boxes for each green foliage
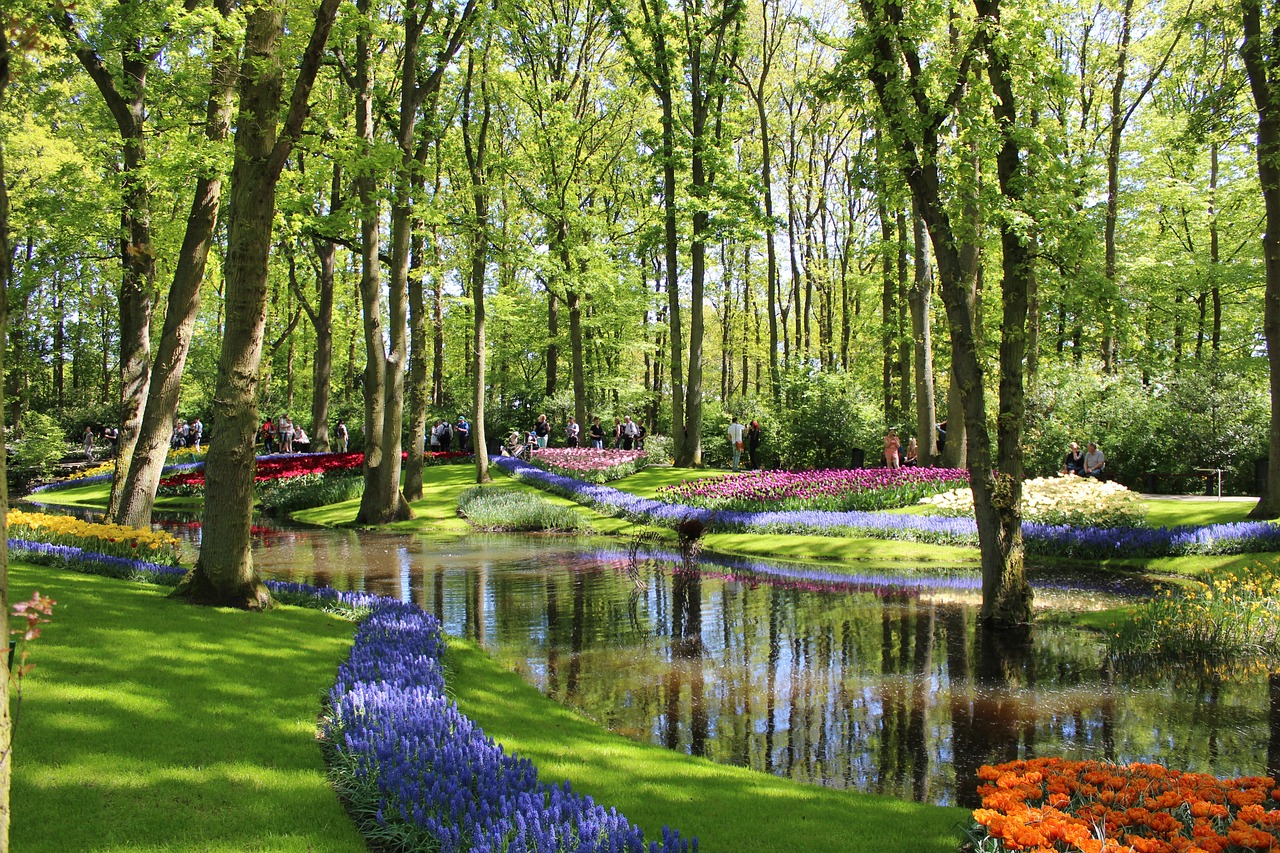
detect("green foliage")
[12,411,70,480]
[457,485,590,532]
[707,370,883,471]
[1023,363,1268,494]
[257,472,365,515]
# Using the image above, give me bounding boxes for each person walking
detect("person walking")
[883,429,901,468]
[622,415,639,450]
[589,416,606,449]
[747,419,762,470]
[83,426,95,462]
[336,420,349,453]
[727,414,745,471]
[565,416,580,447]
[190,417,203,452]
[535,414,550,448]
[455,415,470,452]
[613,416,623,449]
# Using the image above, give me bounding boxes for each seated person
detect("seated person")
[1083,442,1105,479]
[1062,442,1084,476]
[292,426,310,452]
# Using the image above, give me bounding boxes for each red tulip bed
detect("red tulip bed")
[657,466,970,512]
[157,450,471,497]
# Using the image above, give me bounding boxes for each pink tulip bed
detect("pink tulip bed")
[527,448,648,483]
[656,466,970,512]
[156,450,471,497]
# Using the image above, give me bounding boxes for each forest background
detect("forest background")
[0,0,1274,498]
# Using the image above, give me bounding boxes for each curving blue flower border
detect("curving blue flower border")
[494,457,1280,559]
[280,581,697,853]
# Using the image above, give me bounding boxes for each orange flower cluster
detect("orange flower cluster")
[970,758,1280,853]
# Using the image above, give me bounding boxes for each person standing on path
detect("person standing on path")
[883,429,901,468]
[83,426,95,462]
[727,415,745,472]
[589,417,606,449]
[336,420,349,453]
[565,416,580,447]
[747,419,762,470]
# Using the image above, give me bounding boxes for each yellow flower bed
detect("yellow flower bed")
[61,461,118,482]
[920,475,1147,527]
[8,509,183,566]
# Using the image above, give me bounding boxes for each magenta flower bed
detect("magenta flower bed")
[528,448,648,483]
[658,466,969,512]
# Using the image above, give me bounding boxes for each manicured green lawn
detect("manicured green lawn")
[445,639,969,853]
[8,562,366,853]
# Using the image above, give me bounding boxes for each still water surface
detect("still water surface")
[242,525,1275,808]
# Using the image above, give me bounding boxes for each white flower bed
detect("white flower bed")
[919,475,1147,528]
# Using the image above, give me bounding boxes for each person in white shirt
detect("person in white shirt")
[727,415,745,471]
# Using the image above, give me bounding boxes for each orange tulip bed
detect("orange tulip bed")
[969,758,1280,853]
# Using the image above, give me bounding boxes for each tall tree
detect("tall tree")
[177,0,342,607]
[114,0,240,527]
[849,0,1033,625]
[462,45,495,485]
[52,0,172,517]
[1243,0,1280,518]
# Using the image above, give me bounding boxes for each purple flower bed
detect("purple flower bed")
[8,539,188,584]
[658,466,969,512]
[495,457,1280,559]
[315,587,696,853]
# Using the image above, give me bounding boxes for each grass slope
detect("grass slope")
[9,562,365,853]
[444,639,969,853]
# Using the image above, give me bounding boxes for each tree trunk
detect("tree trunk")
[115,0,238,527]
[1244,0,1280,518]
[0,17,13,844]
[909,208,937,462]
[55,8,159,518]
[353,3,408,524]
[180,0,342,607]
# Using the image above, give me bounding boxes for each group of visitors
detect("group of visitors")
[504,412,648,457]
[171,417,204,452]
[429,416,470,453]
[1062,440,1106,478]
[881,430,919,468]
[726,415,763,471]
[260,415,309,454]
[82,424,122,462]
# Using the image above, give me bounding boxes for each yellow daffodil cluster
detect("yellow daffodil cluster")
[7,509,183,566]
[1112,563,1280,667]
[919,475,1147,527]
[61,461,117,482]
[166,446,207,463]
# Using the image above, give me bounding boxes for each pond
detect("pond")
[239,525,1277,809]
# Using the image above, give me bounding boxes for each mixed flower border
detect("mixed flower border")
[494,457,1280,559]
[11,539,695,853]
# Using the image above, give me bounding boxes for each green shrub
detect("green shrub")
[1023,362,1268,494]
[13,411,70,480]
[258,472,365,515]
[457,486,590,532]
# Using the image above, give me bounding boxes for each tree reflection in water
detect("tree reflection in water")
[241,530,1275,808]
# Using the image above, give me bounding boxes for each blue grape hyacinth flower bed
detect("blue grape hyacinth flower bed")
[308,585,696,853]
